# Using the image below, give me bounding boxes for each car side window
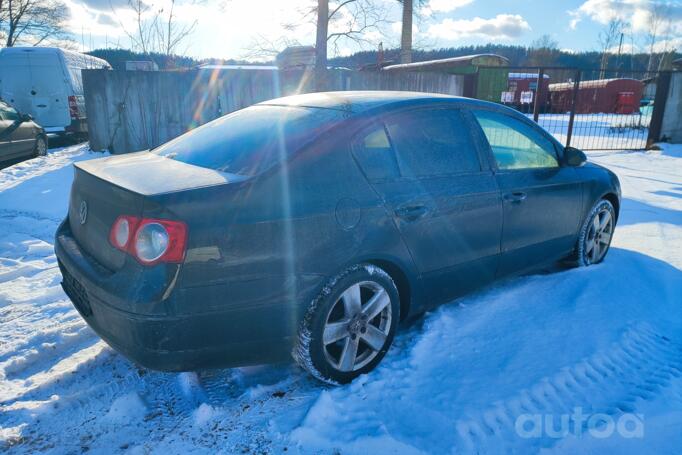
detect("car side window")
[385,109,481,177]
[0,104,19,122]
[472,110,559,170]
[351,124,400,181]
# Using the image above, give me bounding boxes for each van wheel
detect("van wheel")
[293,264,400,385]
[34,136,48,157]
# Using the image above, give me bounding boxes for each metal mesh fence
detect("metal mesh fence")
[474,66,664,150]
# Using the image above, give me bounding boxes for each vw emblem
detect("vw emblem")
[79,200,88,225]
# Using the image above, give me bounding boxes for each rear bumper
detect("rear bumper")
[44,119,86,135]
[55,220,313,371]
[65,118,87,134]
[44,127,66,134]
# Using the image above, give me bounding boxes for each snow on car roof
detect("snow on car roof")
[259,90,469,114]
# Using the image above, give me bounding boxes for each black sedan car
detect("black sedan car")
[55,92,620,384]
[0,100,48,163]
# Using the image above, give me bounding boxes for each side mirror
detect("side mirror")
[563,146,587,167]
[19,113,33,123]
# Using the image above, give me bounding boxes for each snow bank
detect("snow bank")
[0,143,681,453]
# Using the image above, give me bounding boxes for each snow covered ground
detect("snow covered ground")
[1,142,681,454]
[534,113,651,151]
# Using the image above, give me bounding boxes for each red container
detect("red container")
[549,78,644,114]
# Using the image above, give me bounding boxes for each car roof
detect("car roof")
[258,91,490,114]
[258,90,566,152]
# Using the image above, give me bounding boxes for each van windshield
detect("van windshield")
[154,105,346,176]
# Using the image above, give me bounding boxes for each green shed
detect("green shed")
[382,54,509,101]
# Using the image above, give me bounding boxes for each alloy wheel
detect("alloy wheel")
[585,207,613,264]
[322,281,392,372]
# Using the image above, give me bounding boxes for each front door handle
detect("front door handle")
[503,192,527,203]
[395,204,429,221]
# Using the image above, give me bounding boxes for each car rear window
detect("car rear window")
[154,105,345,176]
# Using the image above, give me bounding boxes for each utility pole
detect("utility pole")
[400,0,413,64]
[615,32,624,77]
[315,0,329,91]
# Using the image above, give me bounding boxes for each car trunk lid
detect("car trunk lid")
[69,151,242,271]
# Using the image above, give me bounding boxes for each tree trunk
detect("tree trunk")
[599,52,608,79]
[315,0,329,91]
[400,0,413,64]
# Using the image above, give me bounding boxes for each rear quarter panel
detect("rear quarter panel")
[155,126,419,323]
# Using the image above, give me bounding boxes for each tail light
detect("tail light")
[68,96,80,119]
[109,216,187,265]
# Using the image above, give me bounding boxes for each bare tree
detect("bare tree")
[598,19,625,78]
[655,11,677,71]
[118,0,157,54]
[242,34,302,60]
[264,1,388,89]
[527,34,559,66]
[154,0,201,56]
[0,0,70,47]
[645,3,668,73]
[115,0,203,56]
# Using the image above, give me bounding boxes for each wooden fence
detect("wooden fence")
[82,68,464,153]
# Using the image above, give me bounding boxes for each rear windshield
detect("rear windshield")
[154,105,346,176]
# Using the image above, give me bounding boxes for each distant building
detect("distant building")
[276,46,316,70]
[382,54,509,102]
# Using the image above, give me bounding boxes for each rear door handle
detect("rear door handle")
[503,192,527,203]
[395,204,429,221]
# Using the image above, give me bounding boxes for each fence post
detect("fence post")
[533,68,544,122]
[565,69,581,148]
[646,71,672,149]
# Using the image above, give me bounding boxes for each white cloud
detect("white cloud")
[427,14,531,41]
[652,35,682,52]
[607,42,639,53]
[428,0,474,13]
[570,0,682,35]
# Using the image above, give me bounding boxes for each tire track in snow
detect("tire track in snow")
[454,322,682,452]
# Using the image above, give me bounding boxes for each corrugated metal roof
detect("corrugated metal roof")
[382,54,509,72]
[549,78,642,91]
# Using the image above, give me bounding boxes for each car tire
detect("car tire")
[293,264,400,385]
[34,136,48,157]
[574,199,616,266]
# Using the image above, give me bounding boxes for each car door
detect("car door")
[0,103,20,160]
[0,103,34,158]
[470,109,583,276]
[352,107,503,305]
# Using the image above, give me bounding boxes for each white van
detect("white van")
[0,47,111,136]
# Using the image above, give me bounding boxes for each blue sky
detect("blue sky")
[59,0,682,60]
